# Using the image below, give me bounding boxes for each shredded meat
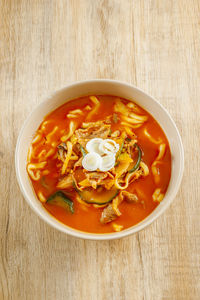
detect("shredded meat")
[57,143,68,162]
[75,124,111,141]
[100,204,118,224]
[86,172,107,180]
[120,191,138,203]
[73,142,81,156]
[72,174,84,191]
[125,139,137,156]
[57,174,73,189]
[85,172,107,189]
[66,160,76,171]
[73,157,83,170]
[99,179,113,189]
[92,172,114,189]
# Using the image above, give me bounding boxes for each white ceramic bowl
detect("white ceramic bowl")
[15,80,184,240]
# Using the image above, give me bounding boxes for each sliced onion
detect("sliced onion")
[84,138,118,171]
[99,139,119,155]
[82,152,102,171]
[99,153,116,172]
[86,138,104,155]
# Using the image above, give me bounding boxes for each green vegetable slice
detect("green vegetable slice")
[129,144,142,173]
[47,191,74,213]
[115,138,125,163]
[77,187,119,205]
[80,145,87,157]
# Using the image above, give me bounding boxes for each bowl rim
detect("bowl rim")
[15,79,184,240]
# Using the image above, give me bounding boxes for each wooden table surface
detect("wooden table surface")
[0,1,199,299]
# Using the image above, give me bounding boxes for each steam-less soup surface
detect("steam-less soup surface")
[27,96,171,233]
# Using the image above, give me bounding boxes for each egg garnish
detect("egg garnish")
[82,138,120,172]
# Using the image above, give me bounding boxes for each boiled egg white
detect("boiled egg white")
[82,152,102,171]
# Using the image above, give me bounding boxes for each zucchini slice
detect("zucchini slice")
[47,191,74,213]
[129,144,142,173]
[80,145,87,157]
[115,138,125,166]
[77,187,119,205]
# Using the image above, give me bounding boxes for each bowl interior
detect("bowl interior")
[15,80,184,240]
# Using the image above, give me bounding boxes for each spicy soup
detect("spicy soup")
[27,95,171,233]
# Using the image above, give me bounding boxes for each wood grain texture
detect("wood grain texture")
[0,0,199,299]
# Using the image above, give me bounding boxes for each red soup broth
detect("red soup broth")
[27,95,171,233]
